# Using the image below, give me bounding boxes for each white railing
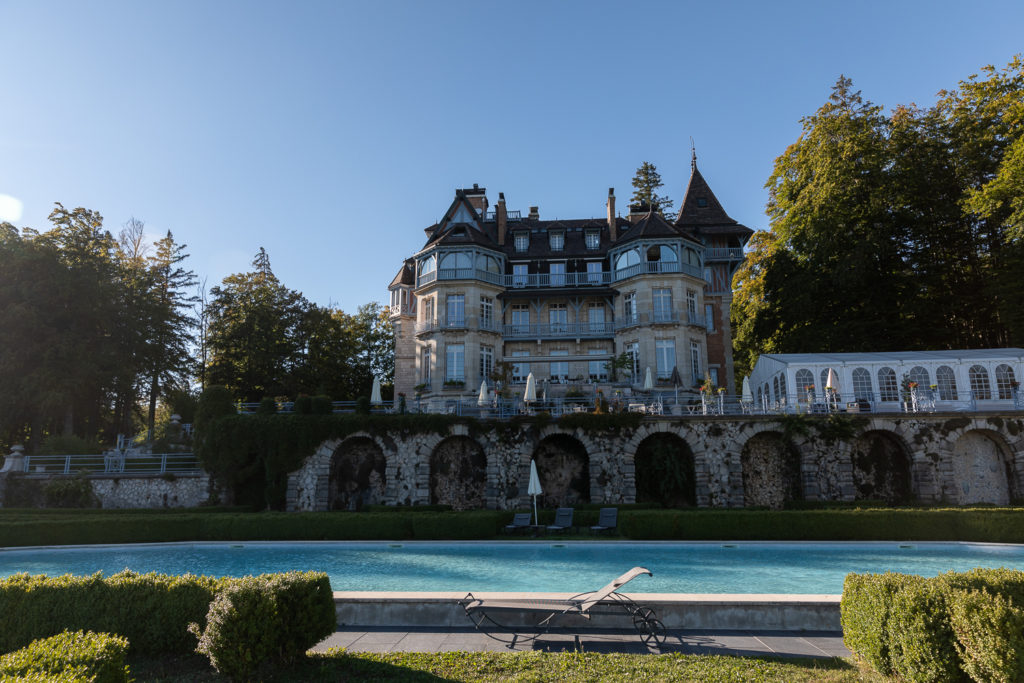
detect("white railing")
[22,453,201,475]
[502,322,615,339]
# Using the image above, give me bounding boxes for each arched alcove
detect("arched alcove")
[429,436,487,510]
[634,433,696,507]
[740,432,801,509]
[328,437,387,511]
[532,434,591,507]
[952,430,1016,505]
[851,430,912,503]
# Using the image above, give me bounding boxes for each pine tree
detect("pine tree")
[630,161,675,218]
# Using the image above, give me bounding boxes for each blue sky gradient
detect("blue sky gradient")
[1,0,1021,310]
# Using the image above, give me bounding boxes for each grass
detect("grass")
[128,651,889,682]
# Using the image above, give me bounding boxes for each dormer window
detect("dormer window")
[514,232,529,253]
[585,230,600,250]
[549,231,564,252]
[696,197,708,208]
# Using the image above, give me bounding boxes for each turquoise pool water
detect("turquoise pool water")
[1,542,1022,594]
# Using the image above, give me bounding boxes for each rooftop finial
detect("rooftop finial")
[690,136,697,171]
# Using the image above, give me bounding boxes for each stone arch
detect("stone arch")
[634,432,696,507]
[531,433,591,507]
[740,431,801,508]
[328,436,387,511]
[429,435,487,510]
[850,430,913,503]
[951,429,1017,505]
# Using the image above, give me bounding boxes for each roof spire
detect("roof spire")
[690,136,697,171]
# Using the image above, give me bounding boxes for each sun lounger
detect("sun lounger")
[546,507,574,533]
[590,507,618,535]
[504,512,532,534]
[461,566,664,648]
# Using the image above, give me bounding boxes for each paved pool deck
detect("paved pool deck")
[313,627,850,658]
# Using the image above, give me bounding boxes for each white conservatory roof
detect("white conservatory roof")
[758,349,1024,365]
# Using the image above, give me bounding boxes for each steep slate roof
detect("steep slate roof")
[500,218,627,259]
[389,258,415,288]
[674,164,754,239]
[616,210,701,246]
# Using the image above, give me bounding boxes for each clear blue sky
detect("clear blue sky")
[1,0,1021,312]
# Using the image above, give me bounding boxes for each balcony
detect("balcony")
[415,317,502,335]
[705,247,745,261]
[417,268,611,289]
[502,321,615,340]
[614,311,707,331]
[612,261,702,282]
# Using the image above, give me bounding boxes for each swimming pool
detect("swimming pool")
[1,541,1022,594]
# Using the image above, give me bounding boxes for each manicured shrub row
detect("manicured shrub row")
[0,571,227,655]
[190,572,335,681]
[618,508,1024,542]
[0,511,507,547]
[0,631,129,683]
[841,568,1024,682]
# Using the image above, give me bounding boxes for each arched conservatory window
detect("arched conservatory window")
[795,369,814,400]
[968,365,992,400]
[419,255,436,275]
[878,367,899,402]
[995,364,1016,399]
[615,249,640,272]
[772,376,780,402]
[646,245,678,262]
[440,252,471,273]
[936,366,958,400]
[852,368,872,401]
[909,366,930,389]
[777,373,787,400]
[476,254,501,273]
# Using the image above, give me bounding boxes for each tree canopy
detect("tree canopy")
[630,161,675,218]
[732,57,1024,380]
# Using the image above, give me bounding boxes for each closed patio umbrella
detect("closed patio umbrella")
[826,368,839,392]
[528,459,543,526]
[742,376,753,402]
[370,376,382,404]
[670,365,683,403]
[524,372,537,404]
[477,380,489,407]
[644,367,653,391]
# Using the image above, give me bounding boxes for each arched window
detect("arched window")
[476,253,501,273]
[936,366,958,400]
[995,364,1017,399]
[440,252,471,272]
[909,366,930,389]
[878,367,899,402]
[777,373,787,400]
[615,249,640,272]
[772,376,780,402]
[646,244,678,263]
[969,365,992,400]
[796,369,814,398]
[419,254,436,275]
[852,368,872,401]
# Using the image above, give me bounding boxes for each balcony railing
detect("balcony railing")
[484,210,523,221]
[502,321,615,339]
[22,453,202,475]
[705,247,745,261]
[415,317,501,335]
[614,311,707,330]
[417,268,613,289]
[612,261,702,281]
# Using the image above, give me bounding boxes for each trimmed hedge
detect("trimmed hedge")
[0,571,226,656]
[190,571,335,680]
[0,630,129,683]
[842,568,1024,683]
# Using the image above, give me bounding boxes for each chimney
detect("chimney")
[606,187,617,241]
[497,192,507,245]
[463,183,488,215]
[628,201,650,223]
[528,206,539,220]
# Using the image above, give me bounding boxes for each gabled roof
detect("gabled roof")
[389,258,415,288]
[674,164,754,239]
[421,191,499,250]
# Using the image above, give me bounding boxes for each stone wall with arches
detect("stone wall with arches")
[284,413,1024,511]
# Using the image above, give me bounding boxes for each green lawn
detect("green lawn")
[130,651,888,683]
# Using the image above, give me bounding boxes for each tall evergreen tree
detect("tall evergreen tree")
[630,161,675,218]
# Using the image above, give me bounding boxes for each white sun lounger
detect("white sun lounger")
[460,566,664,648]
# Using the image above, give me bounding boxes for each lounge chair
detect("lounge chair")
[546,507,574,534]
[590,507,618,535]
[461,566,664,648]
[504,512,532,534]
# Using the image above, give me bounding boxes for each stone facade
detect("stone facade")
[90,474,213,508]
[285,413,1024,511]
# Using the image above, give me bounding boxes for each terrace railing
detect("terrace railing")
[22,452,202,476]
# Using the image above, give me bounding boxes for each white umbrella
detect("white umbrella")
[826,368,839,394]
[370,376,382,404]
[524,372,537,404]
[528,459,543,526]
[644,367,653,391]
[477,380,489,407]
[742,376,753,402]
